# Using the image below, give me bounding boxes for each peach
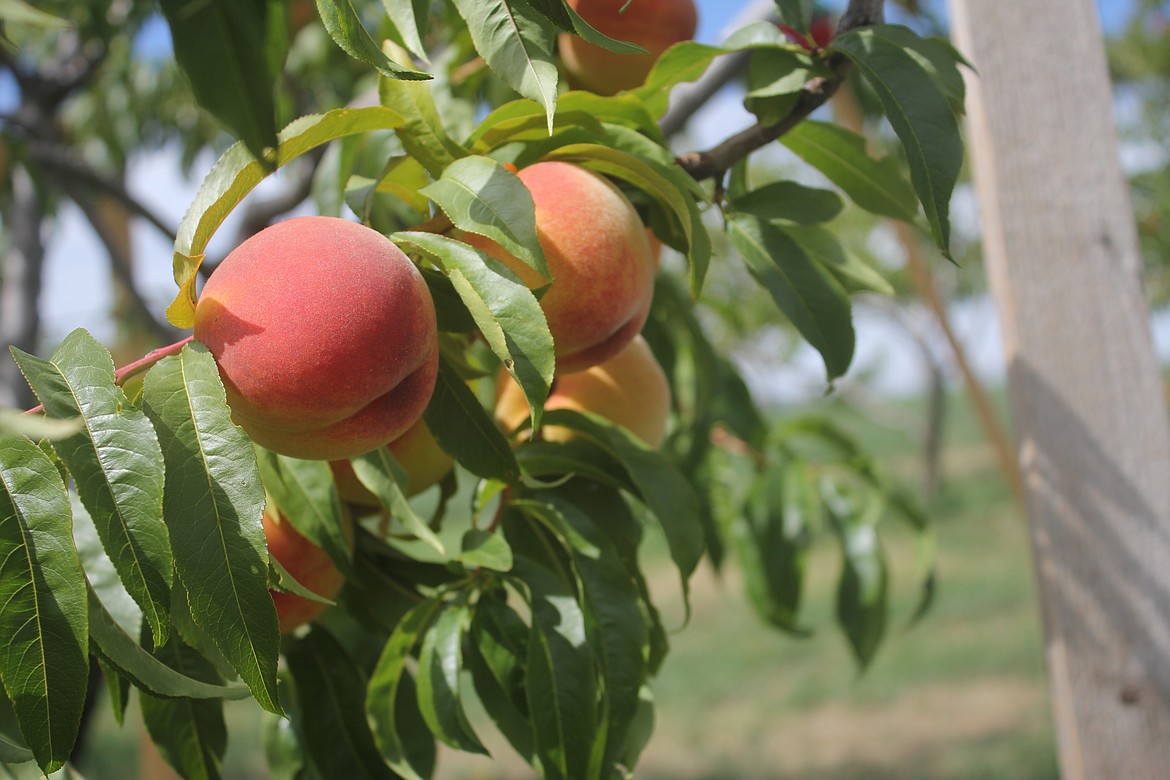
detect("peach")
[461,161,656,373]
[496,335,671,448]
[194,216,438,461]
[329,417,454,505]
[263,506,354,634]
[559,0,699,95]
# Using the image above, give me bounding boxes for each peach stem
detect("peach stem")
[24,335,195,415]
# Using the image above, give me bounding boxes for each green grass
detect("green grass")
[69,385,1058,780]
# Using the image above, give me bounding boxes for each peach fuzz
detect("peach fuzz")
[461,161,656,374]
[559,0,699,96]
[263,506,354,634]
[329,417,454,506]
[194,216,438,461]
[496,334,671,448]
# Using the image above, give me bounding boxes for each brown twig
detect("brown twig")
[23,336,195,415]
[675,0,886,183]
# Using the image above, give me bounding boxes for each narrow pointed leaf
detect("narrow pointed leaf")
[287,628,401,780]
[466,601,534,760]
[0,435,88,774]
[727,213,855,381]
[784,224,895,296]
[524,0,643,53]
[512,558,600,780]
[416,604,486,753]
[141,344,282,714]
[539,495,648,771]
[781,120,919,222]
[381,0,430,63]
[420,156,549,279]
[350,448,445,554]
[158,0,279,161]
[395,231,553,430]
[76,502,249,701]
[0,409,81,440]
[830,27,962,258]
[451,0,558,131]
[255,450,353,574]
[823,486,889,669]
[139,641,228,780]
[12,330,171,645]
[538,410,704,583]
[729,181,843,224]
[377,75,468,178]
[457,528,513,572]
[0,679,34,764]
[316,0,429,79]
[367,599,443,780]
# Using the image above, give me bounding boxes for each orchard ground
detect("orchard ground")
[71,384,1058,780]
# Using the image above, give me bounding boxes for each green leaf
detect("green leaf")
[457,528,513,572]
[633,41,726,116]
[287,628,401,780]
[512,556,600,780]
[774,0,808,29]
[516,439,633,493]
[731,180,844,224]
[315,0,430,80]
[0,409,81,440]
[727,213,855,381]
[349,448,445,554]
[139,640,228,780]
[394,231,553,431]
[12,330,171,646]
[88,585,250,701]
[78,494,246,702]
[423,356,520,483]
[525,0,644,53]
[538,410,704,585]
[466,596,533,760]
[823,484,889,669]
[540,494,649,772]
[0,0,70,28]
[0,435,88,774]
[830,27,963,258]
[735,460,813,634]
[451,0,559,132]
[420,156,550,279]
[0,678,34,764]
[367,599,444,780]
[783,224,895,296]
[867,25,967,114]
[158,0,279,161]
[377,75,468,178]
[255,450,353,574]
[141,344,282,714]
[744,49,815,124]
[381,0,430,63]
[416,604,486,753]
[780,120,919,222]
[167,106,405,328]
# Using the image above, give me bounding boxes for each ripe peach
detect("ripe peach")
[461,161,656,374]
[194,216,438,461]
[263,506,354,634]
[496,335,671,448]
[329,417,454,505]
[559,0,699,95]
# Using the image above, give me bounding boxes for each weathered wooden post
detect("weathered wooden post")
[950,0,1170,776]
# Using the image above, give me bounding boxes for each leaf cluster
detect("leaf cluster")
[0,1,968,777]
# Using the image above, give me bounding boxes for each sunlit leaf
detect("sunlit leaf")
[141,344,281,714]
[0,435,88,774]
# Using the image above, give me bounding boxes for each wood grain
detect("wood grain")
[950,0,1170,776]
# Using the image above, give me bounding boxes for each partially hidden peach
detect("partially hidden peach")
[461,161,657,374]
[194,216,438,461]
[559,0,699,95]
[496,335,671,448]
[264,506,354,634]
[329,417,454,505]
